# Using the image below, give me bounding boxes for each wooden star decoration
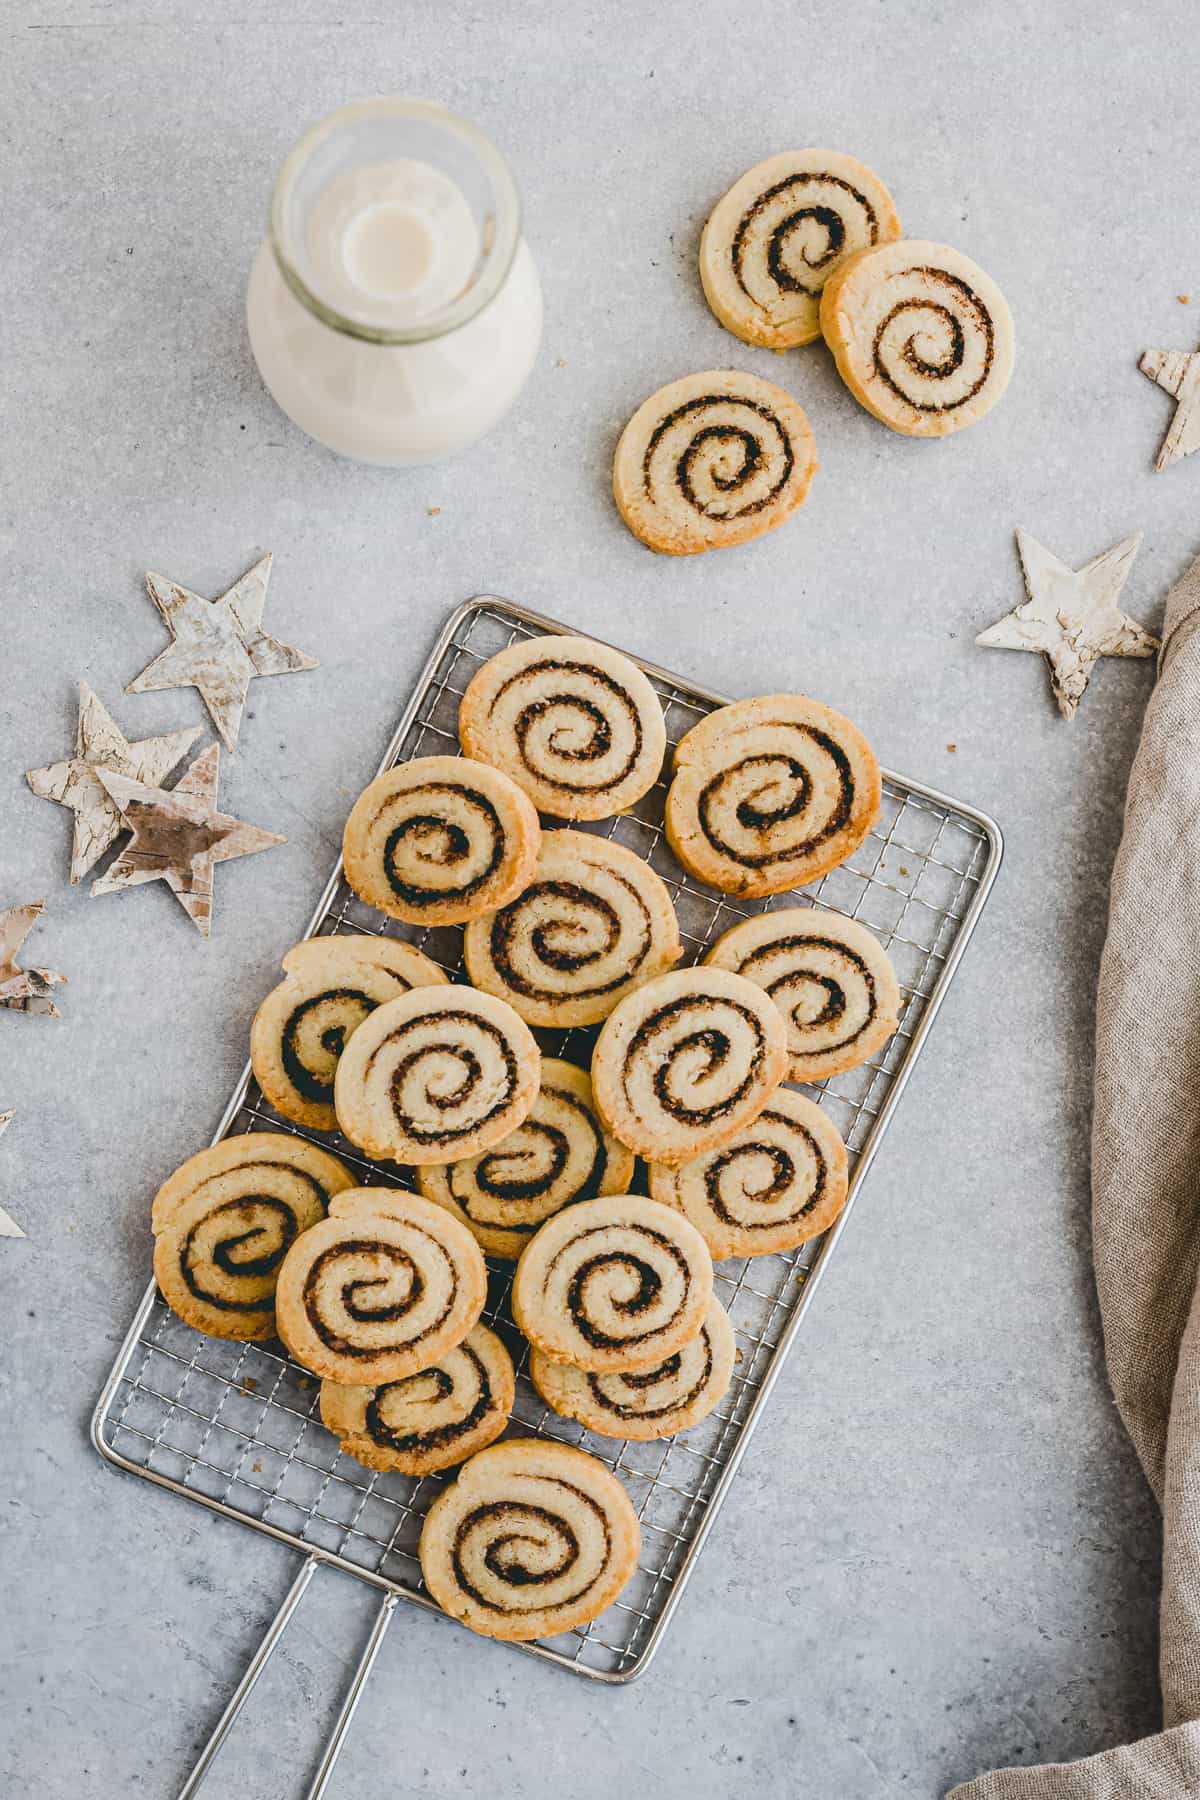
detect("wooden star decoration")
[977,530,1159,720]
[90,743,286,936]
[26,682,202,883]
[0,1111,23,1240]
[0,901,67,1019]
[1140,342,1200,471]
[125,554,318,751]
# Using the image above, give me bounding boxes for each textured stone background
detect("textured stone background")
[3,3,1198,1794]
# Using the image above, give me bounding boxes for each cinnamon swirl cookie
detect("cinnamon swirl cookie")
[706,907,900,1080]
[419,1438,641,1642]
[341,756,539,926]
[463,831,681,1028]
[512,1194,713,1373]
[700,150,900,350]
[666,694,881,896]
[820,239,1015,437]
[250,936,448,1131]
[459,635,666,820]
[151,1133,355,1341]
[591,968,788,1167]
[274,1188,487,1384]
[319,1323,514,1476]
[648,1086,849,1258]
[418,1060,634,1259]
[530,1296,734,1440]
[333,987,540,1165]
[613,370,818,556]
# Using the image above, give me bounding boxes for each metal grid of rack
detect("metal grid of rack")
[93,595,1002,1689]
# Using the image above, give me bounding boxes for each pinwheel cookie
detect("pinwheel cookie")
[275,1189,487,1384]
[706,907,899,1081]
[250,935,447,1130]
[649,1086,849,1259]
[512,1193,713,1373]
[342,755,539,926]
[700,149,900,350]
[459,635,666,820]
[613,370,817,556]
[531,1296,735,1440]
[419,1439,641,1641]
[591,967,788,1167]
[464,830,681,1028]
[333,986,540,1165]
[151,1133,355,1341]
[820,238,1014,437]
[418,1059,634,1259]
[666,694,881,896]
[320,1323,514,1476]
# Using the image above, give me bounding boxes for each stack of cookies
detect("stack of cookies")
[148,630,900,1643]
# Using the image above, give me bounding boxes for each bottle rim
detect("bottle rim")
[269,96,522,345]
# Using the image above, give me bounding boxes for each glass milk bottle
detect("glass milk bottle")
[246,97,543,466]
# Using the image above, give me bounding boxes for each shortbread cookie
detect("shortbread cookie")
[700,150,900,350]
[706,907,899,1080]
[512,1193,713,1373]
[649,1086,848,1258]
[459,635,666,820]
[333,986,540,1165]
[419,1438,641,1641]
[666,694,880,896]
[530,1296,734,1440]
[341,755,539,926]
[613,370,818,556]
[274,1188,487,1384]
[250,935,448,1131]
[463,830,681,1028]
[418,1059,634,1258]
[319,1323,514,1475]
[820,239,1015,437]
[151,1133,355,1341]
[591,967,788,1167]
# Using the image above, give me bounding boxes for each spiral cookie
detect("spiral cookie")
[463,831,681,1028]
[530,1296,734,1441]
[666,694,881,896]
[513,1193,714,1373]
[591,968,788,1167]
[706,907,900,1081]
[613,370,818,556]
[700,150,900,351]
[274,1188,487,1383]
[341,755,540,926]
[459,635,666,820]
[419,1438,641,1642]
[649,1086,849,1259]
[151,1133,355,1342]
[250,936,448,1131]
[820,239,1015,437]
[319,1323,514,1476]
[418,1060,634,1259]
[333,986,540,1166]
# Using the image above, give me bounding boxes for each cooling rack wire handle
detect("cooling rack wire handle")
[177,1555,397,1799]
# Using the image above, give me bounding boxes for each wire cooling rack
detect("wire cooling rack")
[93,596,1002,1709]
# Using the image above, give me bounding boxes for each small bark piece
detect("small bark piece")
[0,901,67,1019]
[1140,345,1200,471]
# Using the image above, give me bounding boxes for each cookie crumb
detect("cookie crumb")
[899,866,910,878]
[427,506,441,517]
[242,1377,258,1393]
[555,357,568,368]
[946,743,957,753]
[252,1459,263,1473]
[1179,294,1192,304]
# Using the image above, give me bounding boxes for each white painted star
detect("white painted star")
[91,742,285,936]
[1141,342,1200,472]
[125,554,318,751]
[26,682,202,883]
[977,530,1159,720]
[0,1110,23,1240]
[0,901,67,1019]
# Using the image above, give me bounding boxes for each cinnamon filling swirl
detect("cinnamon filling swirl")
[302,1236,454,1358]
[696,729,854,869]
[873,268,994,415]
[365,1346,492,1454]
[180,1192,303,1311]
[451,1491,604,1611]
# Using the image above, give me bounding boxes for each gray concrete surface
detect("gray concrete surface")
[3,2,1197,1794]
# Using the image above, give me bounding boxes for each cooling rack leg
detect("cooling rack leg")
[304,1594,398,1800]
[178,1554,320,1799]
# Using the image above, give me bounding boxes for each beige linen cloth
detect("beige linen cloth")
[950,552,1200,1799]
